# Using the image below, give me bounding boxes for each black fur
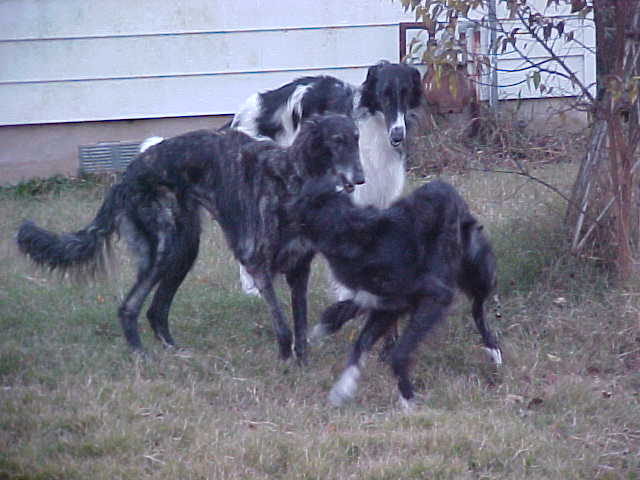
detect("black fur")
[255,76,356,139]
[292,178,501,405]
[17,114,363,362]
[232,61,424,148]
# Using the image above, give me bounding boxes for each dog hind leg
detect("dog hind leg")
[471,297,502,365]
[390,294,452,411]
[118,234,170,351]
[309,299,361,342]
[146,216,201,348]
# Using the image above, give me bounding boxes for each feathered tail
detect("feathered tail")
[16,183,127,276]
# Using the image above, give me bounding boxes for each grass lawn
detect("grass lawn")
[1,166,638,479]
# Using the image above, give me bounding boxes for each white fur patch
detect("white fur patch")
[332,283,355,302]
[329,365,361,406]
[483,347,503,366]
[398,394,416,413]
[274,85,310,146]
[308,323,329,344]
[238,264,260,297]
[352,290,381,309]
[232,93,264,138]
[389,114,407,141]
[353,112,405,208]
[139,136,164,153]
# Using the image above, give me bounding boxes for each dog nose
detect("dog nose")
[353,172,365,185]
[390,127,405,146]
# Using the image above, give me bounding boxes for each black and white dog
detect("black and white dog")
[291,177,502,409]
[231,61,424,298]
[16,114,364,363]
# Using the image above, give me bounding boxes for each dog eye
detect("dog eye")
[331,134,345,144]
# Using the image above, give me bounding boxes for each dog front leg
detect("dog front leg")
[253,273,294,360]
[285,253,314,364]
[329,309,398,406]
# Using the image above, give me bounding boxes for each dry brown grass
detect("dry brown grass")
[1,165,639,479]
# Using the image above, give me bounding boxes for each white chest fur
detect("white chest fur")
[353,112,406,208]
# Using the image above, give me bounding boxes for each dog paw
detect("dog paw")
[398,395,416,413]
[308,323,329,344]
[241,285,261,297]
[483,347,503,366]
[328,366,360,406]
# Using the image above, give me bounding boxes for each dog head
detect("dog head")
[361,61,423,147]
[297,114,365,193]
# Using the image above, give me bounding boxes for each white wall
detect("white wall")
[0,0,596,127]
[0,0,414,126]
[471,0,595,101]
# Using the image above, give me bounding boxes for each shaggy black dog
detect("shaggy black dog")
[16,114,364,362]
[291,177,502,409]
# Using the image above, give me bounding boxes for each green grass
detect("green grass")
[1,165,639,479]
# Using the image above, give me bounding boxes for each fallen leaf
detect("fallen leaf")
[528,397,544,409]
[506,394,525,404]
[586,366,601,376]
[553,297,568,307]
[547,353,561,362]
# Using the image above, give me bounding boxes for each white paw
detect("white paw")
[308,323,329,345]
[398,395,416,413]
[483,347,503,366]
[239,265,261,297]
[328,366,360,407]
[241,285,261,297]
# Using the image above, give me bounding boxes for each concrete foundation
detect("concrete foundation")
[0,115,230,185]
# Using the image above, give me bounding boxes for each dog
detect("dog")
[290,177,502,409]
[231,61,424,298]
[16,114,364,363]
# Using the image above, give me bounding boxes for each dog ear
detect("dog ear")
[361,62,385,113]
[407,64,424,109]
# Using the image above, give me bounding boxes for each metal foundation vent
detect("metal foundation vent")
[79,141,141,174]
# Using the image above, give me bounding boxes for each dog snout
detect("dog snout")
[338,166,365,194]
[353,170,365,186]
[389,126,405,147]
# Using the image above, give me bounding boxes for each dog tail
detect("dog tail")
[459,215,497,296]
[139,136,164,153]
[16,182,127,277]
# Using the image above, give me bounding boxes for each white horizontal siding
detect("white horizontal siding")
[0,0,595,126]
[0,0,411,39]
[1,67,373,126]
[493,16,595,100]
[0,0,413,126]
[3,25,398,83]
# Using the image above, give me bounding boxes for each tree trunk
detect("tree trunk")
[568,0,640,280]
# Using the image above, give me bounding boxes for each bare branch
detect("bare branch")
[516,8,596,103]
